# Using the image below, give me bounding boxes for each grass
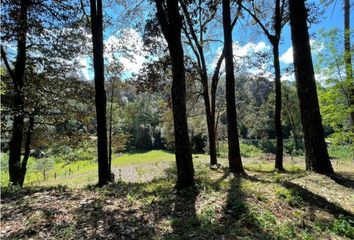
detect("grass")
[1,150,353,239]
[1,150,175,188]
[328,144,354,161]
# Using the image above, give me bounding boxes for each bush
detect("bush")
[217,141,263,158]
[33,158,54,180]
[328,144,353,161]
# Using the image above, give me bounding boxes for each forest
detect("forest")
[0,0,353,239]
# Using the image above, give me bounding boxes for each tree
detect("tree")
[282,81,302,153]
[1,0,86,186]
[222,0,244,173]
[89,0,112,186]
[179,0,242,166]
[289,0,333,174]
[239,0,287,171]
[314,29,353,146]
[344,0,354,133]
[1,0,28,186]
[153,0,195,190]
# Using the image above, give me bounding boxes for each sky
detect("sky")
[79,0,351,82]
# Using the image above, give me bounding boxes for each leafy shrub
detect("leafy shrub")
[33,158,54,180]
[328,144,353,161]
[217,141,263,158]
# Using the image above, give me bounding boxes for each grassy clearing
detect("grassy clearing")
[1,151,353,239]
[0,150,175,188]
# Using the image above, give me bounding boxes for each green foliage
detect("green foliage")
[275,187,303,207]
[314,28,354,146]
[330,216,354,238]
[217,141,263,158]
[328,144,354,161]
[33,158,55,180]
[0,153,8,173]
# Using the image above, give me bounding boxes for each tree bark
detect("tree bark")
[273,42,284,171]
[154,0,194,190]
[179,2,217,166]
[90,0,111,186]
[108,79,115,172]
[289,0,333,174]
[19,114,35,187]
[239,0,284,171]
[222,0,244,173]
[8,0,28,186]
[344,0,354,130]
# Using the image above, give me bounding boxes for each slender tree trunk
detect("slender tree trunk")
[90,0,111,186]
[19,114,35,187]
[273,42,284,171]
[287,113,300,151]
[222,0,243,173]
[200,71,217,166]
[344,0,354,160]
[154,0,194,190]
[8,0,28,186]
[344,0,354,129]
[108,79,115,171]
[289,0,333,174]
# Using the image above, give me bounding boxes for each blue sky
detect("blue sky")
[79,0,351,81]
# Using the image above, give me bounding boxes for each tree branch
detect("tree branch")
[1,45,18,92]
[238,2,274,42]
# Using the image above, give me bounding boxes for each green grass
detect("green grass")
[328,144,354,161]
[1,150,175,188]
[218,141,263,158]
[1,150,353,240]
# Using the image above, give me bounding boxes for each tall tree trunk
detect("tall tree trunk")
[344,0,354,129]
[200,62,217,166]
[154,0,194,190]
[8,0,28,186]
[222,0,244,173]
[179,2,217,166]
[19,114,35,187]
[289,0,333,174]
[90,0,111,186]
[108,79,115,172]
[344,0,354,159]
[273,42,284,171]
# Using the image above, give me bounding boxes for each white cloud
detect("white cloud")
[212,41,270,69]
[280,47,293,64]
[281,71,295,82]
[78,57,90,81]
[233,41,270,58]
[280,40,320,65]
[105,28,147,75]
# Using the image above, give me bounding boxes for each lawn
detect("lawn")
[1,150,353,239]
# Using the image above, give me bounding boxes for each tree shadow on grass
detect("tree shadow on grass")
[328,173,354,190]
[281,181,354,219]
[1,185,69,203]
[72,197,157,239]
[218,174,275,240]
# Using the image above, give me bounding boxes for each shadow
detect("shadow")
[164,186,200,239]
[328,173,354,190]
[218,175,274,239]
[72,198,157,239]
[1,185,69,203]
[282,181,354,219]
[207,166,230,192]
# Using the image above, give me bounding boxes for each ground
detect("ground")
[1,151,354,239]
